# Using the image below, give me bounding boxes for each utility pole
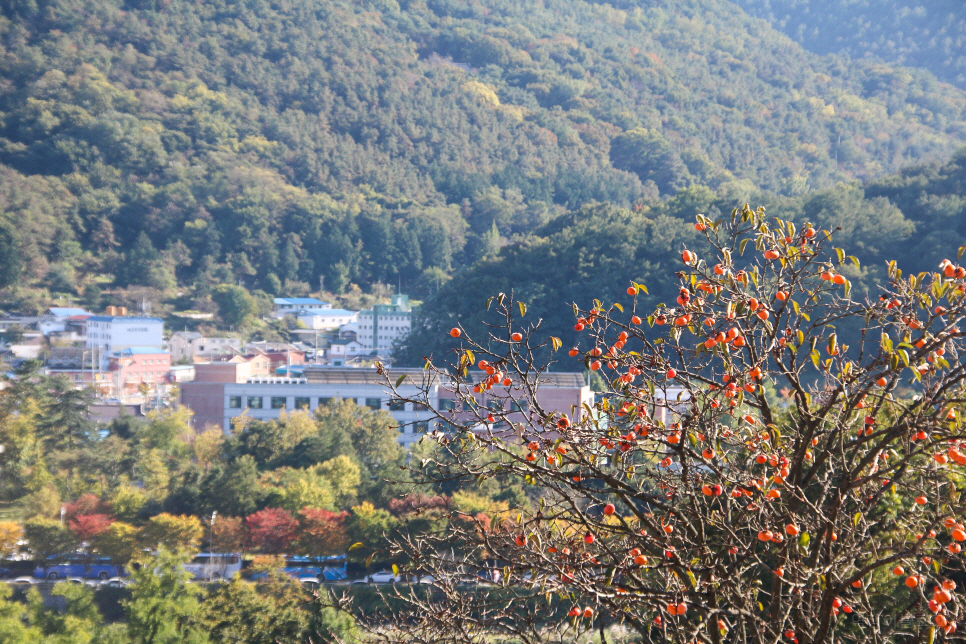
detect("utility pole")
[208,511,217,581]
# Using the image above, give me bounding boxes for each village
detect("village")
[0,296,598,444]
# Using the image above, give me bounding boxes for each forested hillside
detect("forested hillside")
[732,0,966,90]
[395,147,966,366]
[1,0,965,308]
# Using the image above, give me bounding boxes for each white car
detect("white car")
[354,571,402,584]
[102,577,132,588]
[9,577,34,585]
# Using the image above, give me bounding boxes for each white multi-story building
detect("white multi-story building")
[180,366,440,447]
[295,308,358,330]
[357,294,411,356]
[272,298,331,319]
[86,315,163,368]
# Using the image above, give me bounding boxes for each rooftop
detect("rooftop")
[296,308,356,316]
[172,331,203,340]
[115,347,169,356]
[329,338,361,346]
[274,297,329,306]
[303,366,438,385]
[48,307,91,317]
[465,371,588,388]
[87,315,163,323]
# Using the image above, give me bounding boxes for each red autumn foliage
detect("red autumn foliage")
[64,494,110,521]
[68,513,115,541]
[245,508,298,554]
[297,508,349,557]
[208,515,246,553]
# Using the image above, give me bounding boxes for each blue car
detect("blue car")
[33,555,126,581]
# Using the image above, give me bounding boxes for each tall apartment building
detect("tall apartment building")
[357,294,411,356]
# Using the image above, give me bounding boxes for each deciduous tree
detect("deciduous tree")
[139,514,203,554]
[246,508,297,555]
[367,207,966,644]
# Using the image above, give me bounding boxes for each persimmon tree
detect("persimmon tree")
[363,206,966,644]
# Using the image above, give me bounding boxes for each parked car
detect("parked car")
[9,576,34,585]
[33,555,126,581]
[353,570,402,584]
[102,577,132,588]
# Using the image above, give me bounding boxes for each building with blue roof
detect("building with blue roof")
[272,297,331,318]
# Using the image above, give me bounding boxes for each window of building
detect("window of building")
[511,400,529,412]
[487,399,503,412]
[247,396,263,409]
[388,401,405,411]
[318,397,332,407]
[365,398,382,410]
[413,402,428,411]
[294,397,311,410]
[271,397,287,410]
[229,396,242,408]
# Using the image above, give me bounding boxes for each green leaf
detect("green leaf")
[881,333,893,353]
[637,283,648,295]
[854,512,862,527]
[348,542,365,551]
[465,349,475,366]
[810,350,820,369]
[365,552,376,568]
[799,532,810,548]
[392,564,399,577]
[486,296,495,310]
[836,248,845,264]
[797,330,805,345]
[395,374,408,387]
[686,570,697,588]
[613,302,624,313]
[739,238,750,255]
[518,301,527,318]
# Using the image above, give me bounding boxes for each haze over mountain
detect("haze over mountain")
[732,0,966,90]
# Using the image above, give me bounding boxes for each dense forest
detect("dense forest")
[0,0,965,312]
[732,0,966,90]
[395,146,966,366]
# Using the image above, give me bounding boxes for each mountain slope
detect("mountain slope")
[395,147,966,366]
[0,0,964,304]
